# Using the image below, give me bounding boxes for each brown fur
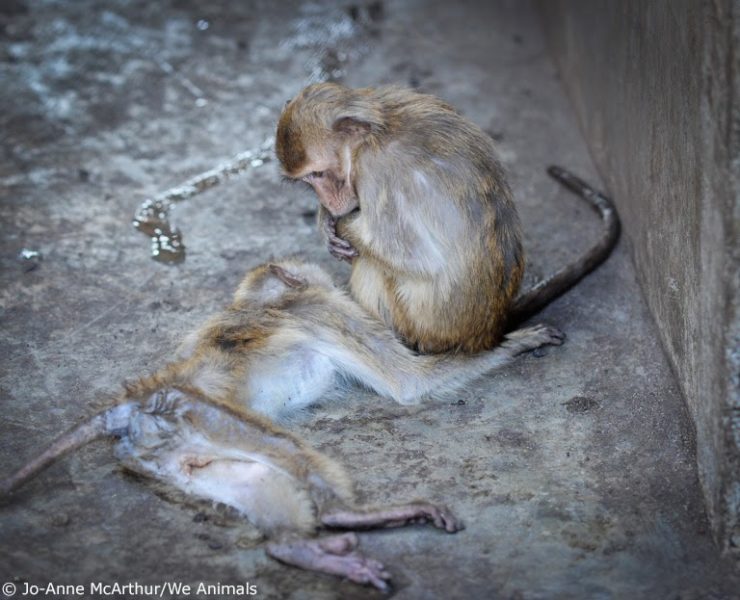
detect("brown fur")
[1,374,464,590]
[277,83,524,353]
[2,259,493,589]
[154,259,562,418]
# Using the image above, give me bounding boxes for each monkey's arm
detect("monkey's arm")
[323,317,564,405]
[318,205,358,262]
[321,503,462,533]
[266,533,390,591]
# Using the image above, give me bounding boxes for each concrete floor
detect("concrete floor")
[0,0,737,598]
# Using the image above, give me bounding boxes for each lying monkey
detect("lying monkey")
[142,259,564,420]
[1,260,562,588]
[1,385,460,590]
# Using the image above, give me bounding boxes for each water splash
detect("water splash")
[18,248,43,272]
[132,137,274,264]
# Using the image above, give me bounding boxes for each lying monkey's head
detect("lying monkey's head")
[233,260,335,307]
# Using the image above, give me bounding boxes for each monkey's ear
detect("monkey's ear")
[268,264,308,289]
[332,117,372,137]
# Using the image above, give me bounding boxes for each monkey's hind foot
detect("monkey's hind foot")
[503,324,565,356]
[266,533,391,591]
[321,503,464,533]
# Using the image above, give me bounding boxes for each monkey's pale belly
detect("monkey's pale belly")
[112,397,317,534]
[243,350,336,417]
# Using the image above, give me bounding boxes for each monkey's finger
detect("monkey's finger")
[342,553,391,591]
[360,564,391,592]
[544,326,566,345]
[329,245,359,260]
[328,236,353,249]
[441,510,465,533]
[365,558,389,576]
[426,504,464,532]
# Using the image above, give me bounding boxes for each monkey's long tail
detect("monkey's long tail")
[508,166,620,326]
[0,413,109,496]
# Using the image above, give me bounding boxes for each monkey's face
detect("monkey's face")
[276,85,362,218]
[301,167,358,217]
[279,139,359,217]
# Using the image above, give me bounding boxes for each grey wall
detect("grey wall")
[537,0,739,551]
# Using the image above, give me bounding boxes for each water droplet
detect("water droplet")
[18,248,42,272]
[19,248,41,260]
[132,138,273,264]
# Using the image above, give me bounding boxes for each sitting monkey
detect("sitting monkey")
[277,83,618,352]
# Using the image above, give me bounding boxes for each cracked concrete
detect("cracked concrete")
[0,1,737,598]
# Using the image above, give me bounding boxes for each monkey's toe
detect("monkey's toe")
[343,553,391,591]
[521,324,566,347]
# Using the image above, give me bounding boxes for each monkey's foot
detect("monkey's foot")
[266,533,390,591]
[321,503,463,533]
[503,324,565,356]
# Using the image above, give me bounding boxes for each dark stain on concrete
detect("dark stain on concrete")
[563,395,599,413]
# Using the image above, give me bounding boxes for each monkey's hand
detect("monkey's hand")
[501,324,565,356]
[320,210,358,262]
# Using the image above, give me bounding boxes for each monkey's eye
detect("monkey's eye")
[303,171,325,181]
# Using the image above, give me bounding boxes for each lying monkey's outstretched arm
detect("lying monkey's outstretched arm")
[316,314,564,405]
[321,503,462,532]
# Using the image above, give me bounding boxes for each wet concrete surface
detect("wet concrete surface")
[0,0,737,598]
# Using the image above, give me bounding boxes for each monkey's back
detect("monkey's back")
[347,88,524,353]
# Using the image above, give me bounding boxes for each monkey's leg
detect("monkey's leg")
[266,532,390,591]
[321,503,463,533]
